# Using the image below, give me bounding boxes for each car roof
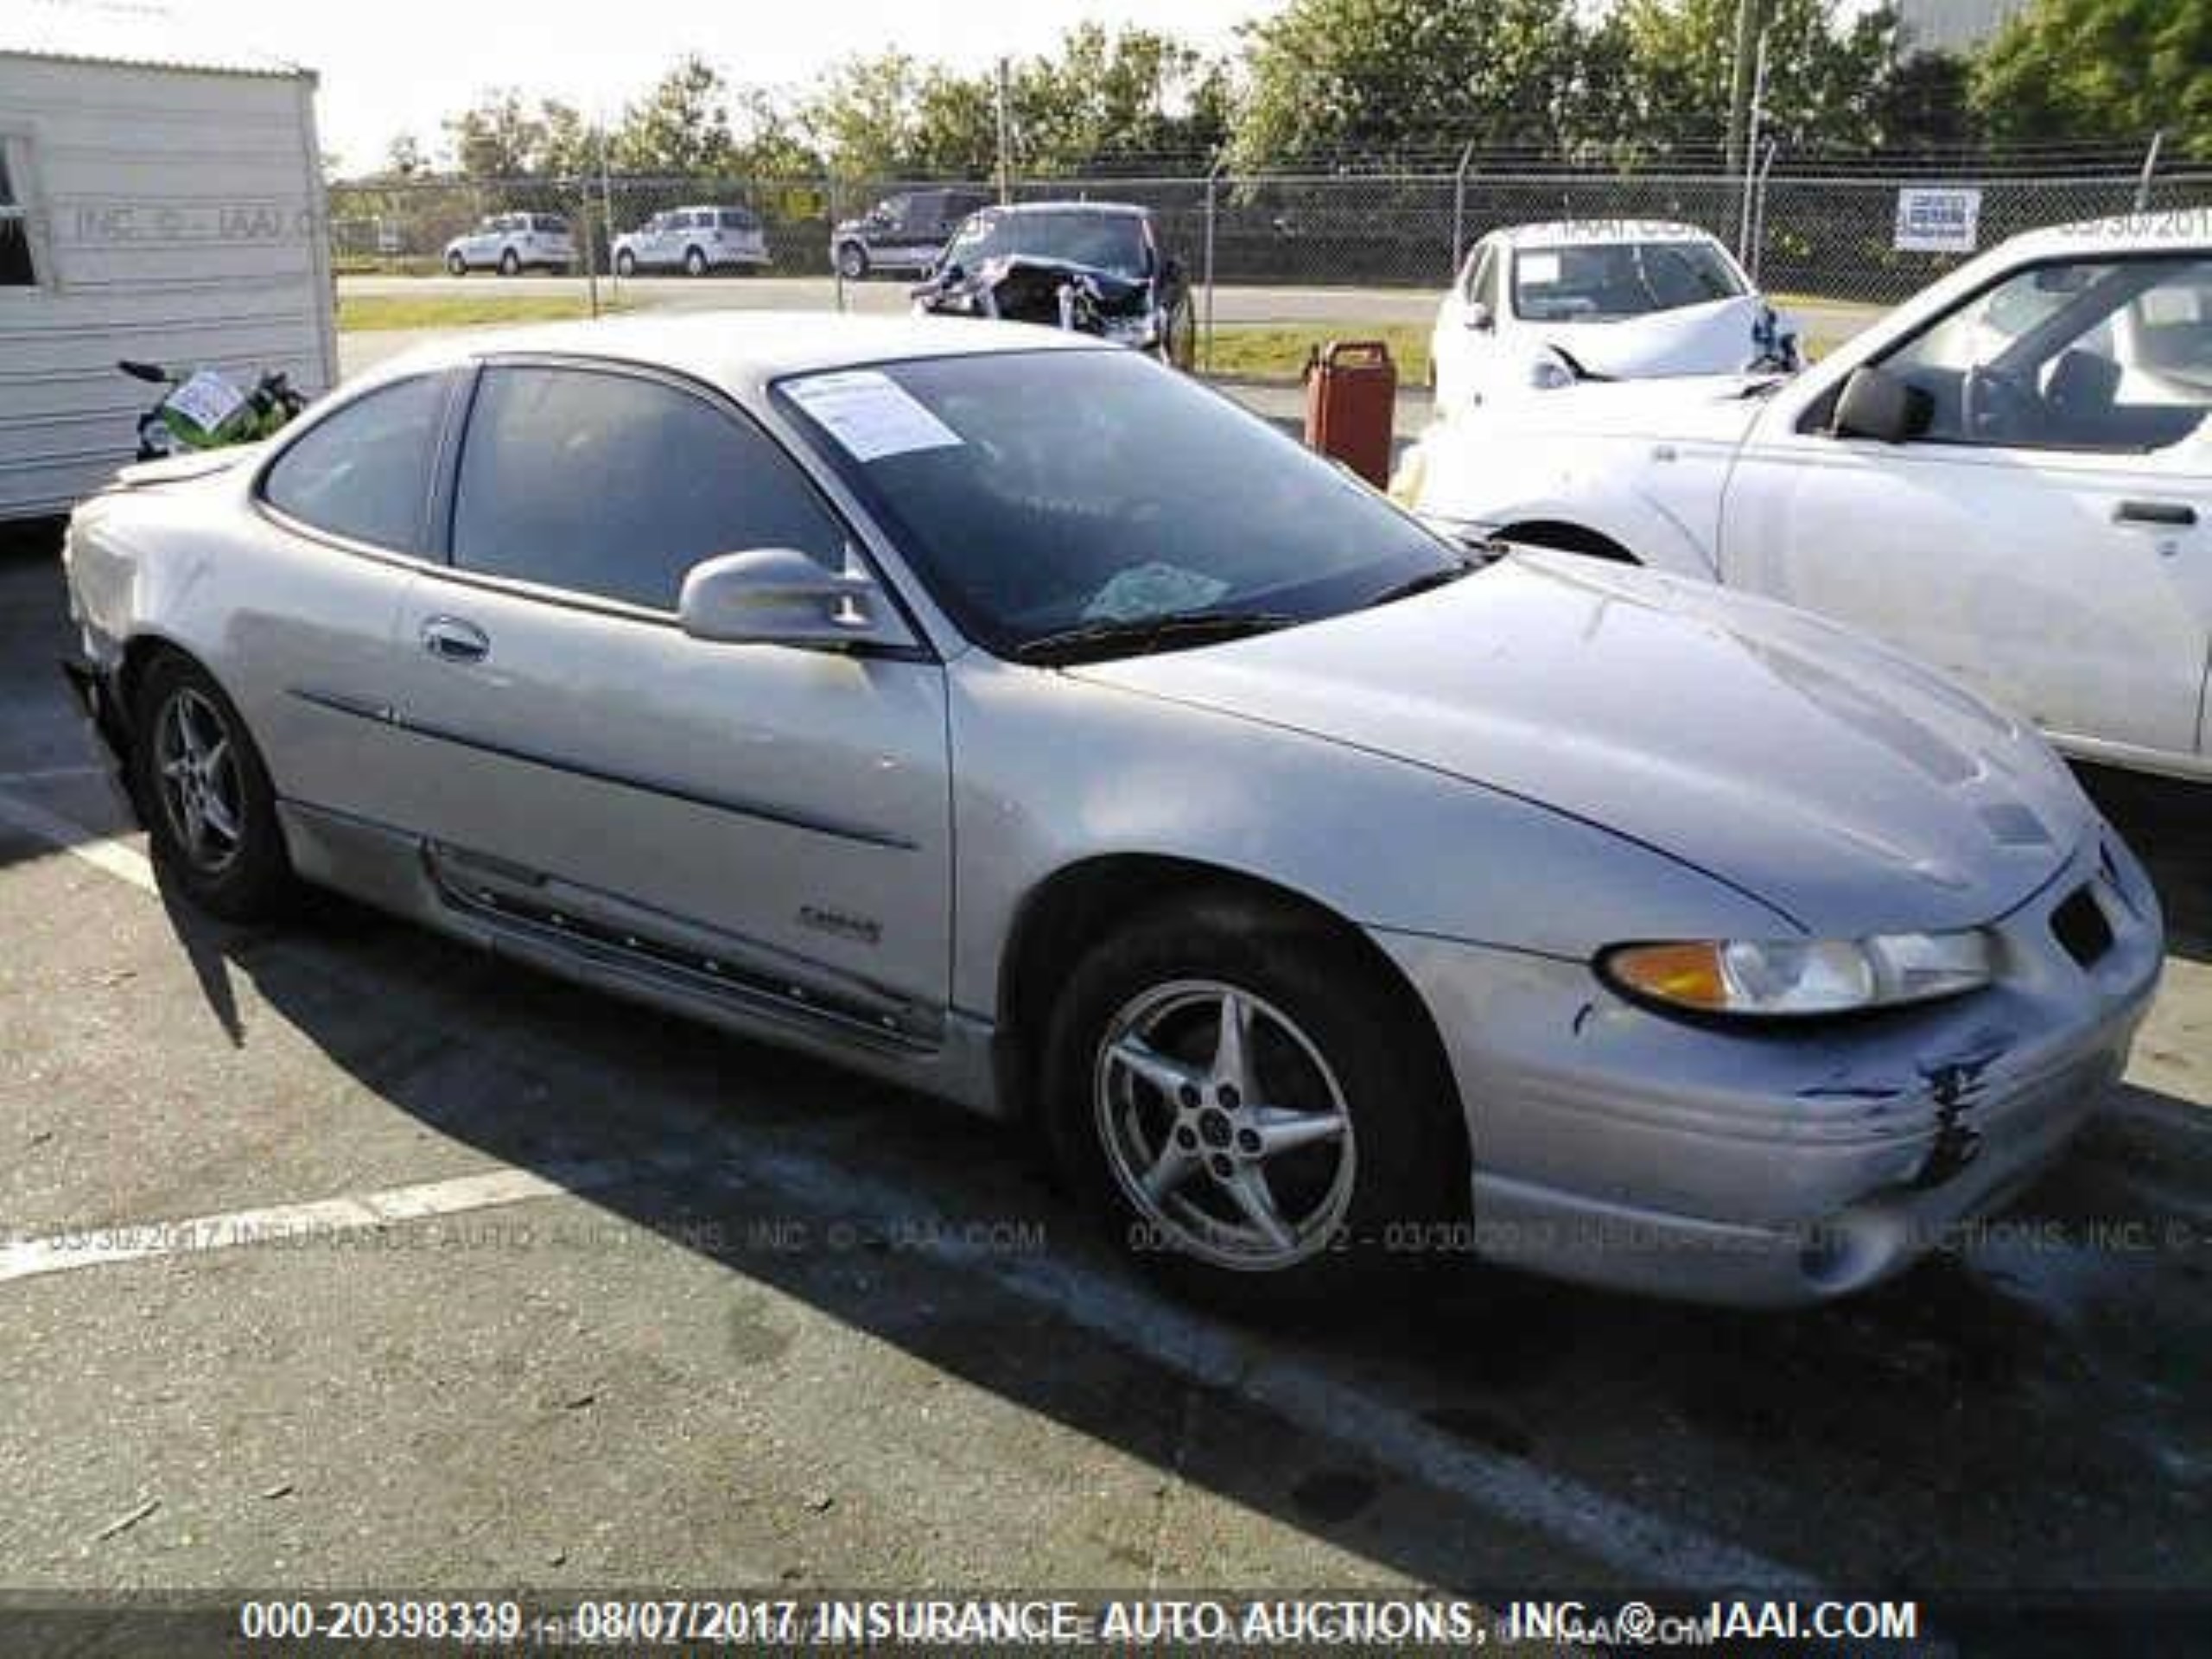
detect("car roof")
[364,309,1110,402]
[1491,219,1723,248]
[978,200,1151,219]
[1993,209,2212,261]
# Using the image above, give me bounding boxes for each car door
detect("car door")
[241,371,459,826]
[878,195,930,269]
[1720,252,2212,764]
[385,358,954,1028]
[1433,239,1503,415]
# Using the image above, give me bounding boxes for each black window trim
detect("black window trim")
[1796,248,2212,453]
[250,368,466,566]
[425,350,939,661]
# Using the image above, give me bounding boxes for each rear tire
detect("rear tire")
[684,246,709,277]
[836,242,868,282]
[499,248,521,276]
[130,654,296,923]
[1041,891,1465,1315]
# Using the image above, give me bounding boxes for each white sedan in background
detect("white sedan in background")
[1430,220,1799,414]
[1401,215,2212,785]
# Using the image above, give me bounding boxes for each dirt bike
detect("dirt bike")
[119,359,308,461]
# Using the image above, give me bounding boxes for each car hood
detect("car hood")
[1529,294,1777,378]
[1069,552,2093,938]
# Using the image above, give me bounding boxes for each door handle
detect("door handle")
[2113,499,2197,528]
[420,614,490,664]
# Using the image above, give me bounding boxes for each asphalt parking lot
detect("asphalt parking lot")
[1,526,2209,1603]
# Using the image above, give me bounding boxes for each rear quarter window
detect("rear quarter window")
[259,374,449,551]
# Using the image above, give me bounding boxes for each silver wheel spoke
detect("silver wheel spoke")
[201,735,230,778]
[1249,1104,1347,1158]
[199,785,239,842]
[1140,1139,1198,1204]
[1207,990,1255,1095]
[1217,1164,1294,1253]
[1106,1035,1205,1101]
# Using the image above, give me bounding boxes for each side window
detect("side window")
[1878,257,2212,453]
[450,366,848,612]
[0,142,35,287]
[261,374,448,550]
[1476,246,1503,316]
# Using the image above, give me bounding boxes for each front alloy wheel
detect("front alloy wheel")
[1096,980,1356,1271]
[1044,890,1465,1313]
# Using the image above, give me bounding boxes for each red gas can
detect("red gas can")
[1302,340,1396,488]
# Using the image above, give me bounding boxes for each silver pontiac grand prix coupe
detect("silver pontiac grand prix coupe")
[62,314,2163,1310]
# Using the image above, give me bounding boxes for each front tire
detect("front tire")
[615,250,636,278]
[1042,892,1465,1313]
[445,251,467,276]
[836,241,868,282]
[131,655,295,922]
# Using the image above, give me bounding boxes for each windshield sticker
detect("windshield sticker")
[1517,251,1561,286]
[785,371,963,462]
[1082,563,1230,622]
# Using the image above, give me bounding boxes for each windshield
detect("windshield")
[943,210,1150,277]
[1513,240,1745,322]
[776,351,1459,660]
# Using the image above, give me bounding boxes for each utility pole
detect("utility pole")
[1726,0,1770,174]
[995,57,1012,205]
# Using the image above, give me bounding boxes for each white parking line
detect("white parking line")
[0,1157,679,1287]
[3,785,1821,1591]
[0,785,155,893]
[0,764,109,785]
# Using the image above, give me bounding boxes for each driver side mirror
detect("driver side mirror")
[1465,302,1494,333]
[1832,365,1932,444]
[678,548,909,651]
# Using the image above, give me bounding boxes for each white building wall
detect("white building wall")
[0,54,334,518]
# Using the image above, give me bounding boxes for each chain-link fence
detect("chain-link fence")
[330,140,2212,362]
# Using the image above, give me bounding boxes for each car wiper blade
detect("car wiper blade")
[1011,608,1299,665]
[1365,557,1477,608]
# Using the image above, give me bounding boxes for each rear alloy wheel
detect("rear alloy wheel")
[684,246,709,276]
[836,241,868,282]
[1044,892,1465,1312]
[132,655,295,922]
[499,248,521,276]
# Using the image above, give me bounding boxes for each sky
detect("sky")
[153,0,1277,173]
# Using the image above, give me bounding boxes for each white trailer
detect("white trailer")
[0,20,334,520]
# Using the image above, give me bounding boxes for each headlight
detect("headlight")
[1525,350,1577,391]
[1599,931,1993,1019]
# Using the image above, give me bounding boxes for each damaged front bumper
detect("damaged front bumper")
[1377,824,2164,1306]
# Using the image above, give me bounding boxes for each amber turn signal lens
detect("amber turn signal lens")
[1605,942,1732,1011]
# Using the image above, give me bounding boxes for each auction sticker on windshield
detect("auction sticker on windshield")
[785,371,963,461]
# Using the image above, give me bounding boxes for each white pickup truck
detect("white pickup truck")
[1402,214,2212,784]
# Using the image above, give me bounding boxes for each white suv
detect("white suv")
[443,213,577,276]
[613,207,771,277]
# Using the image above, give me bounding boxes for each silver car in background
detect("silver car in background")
[61,314,2163,1310]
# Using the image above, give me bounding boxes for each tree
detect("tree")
[613,54,739,175]
[1601,0,1899,156]
[443,92,550,179]
[1974,0,2212,157]
[384,132,427,178]
[1230,0,1586,168]
[1008,25,1228,170]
